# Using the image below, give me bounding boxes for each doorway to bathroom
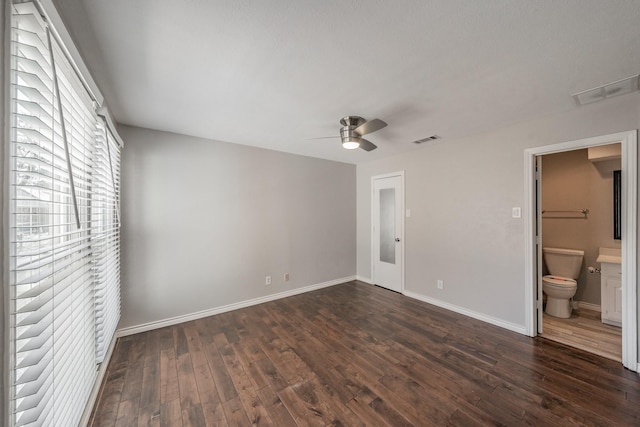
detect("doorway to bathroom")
[524,130,638,372]
[537,146,622,361]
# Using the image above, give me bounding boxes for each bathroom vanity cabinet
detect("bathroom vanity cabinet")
[597,248,622,327]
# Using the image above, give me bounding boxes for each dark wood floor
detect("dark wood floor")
[89,281,640,426]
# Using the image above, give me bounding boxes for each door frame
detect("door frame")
[371,171,405,293]
[524,130,638,371]
[535,156,544,334]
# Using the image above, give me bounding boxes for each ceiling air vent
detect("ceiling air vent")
[572,74,640,106]
[413,135,441,144]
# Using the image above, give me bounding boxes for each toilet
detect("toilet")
[542,247,584,318]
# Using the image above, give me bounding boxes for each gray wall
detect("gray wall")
[541,148,621,305]
[357,93,640,329]
[119,125,356,329]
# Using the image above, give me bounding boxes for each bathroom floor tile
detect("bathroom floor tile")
[541,308,621,361]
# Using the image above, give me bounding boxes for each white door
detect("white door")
[373,174,403,292]
[536,156,543,333]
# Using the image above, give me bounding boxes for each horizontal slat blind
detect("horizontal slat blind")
[93,120,121,363]
[9,1,121,426]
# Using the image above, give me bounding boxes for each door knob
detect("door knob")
[395,238,400,242]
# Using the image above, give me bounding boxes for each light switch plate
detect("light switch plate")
[512,207,521,218]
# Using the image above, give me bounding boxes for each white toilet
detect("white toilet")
[542,247,584,318]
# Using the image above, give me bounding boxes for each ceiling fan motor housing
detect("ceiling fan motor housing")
[340,116,366,142]
[340,126,361,141]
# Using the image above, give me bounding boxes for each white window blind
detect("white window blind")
[93,120,121,363]
[9,1,122,426]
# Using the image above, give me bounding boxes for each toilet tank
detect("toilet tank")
[543,247,584,279]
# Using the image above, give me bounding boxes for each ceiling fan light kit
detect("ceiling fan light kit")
[342,138,361,149]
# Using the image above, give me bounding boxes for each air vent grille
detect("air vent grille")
[572,74,639,106]
[413,135,441,144]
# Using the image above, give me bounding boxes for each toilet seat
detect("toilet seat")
[542,275,577,287]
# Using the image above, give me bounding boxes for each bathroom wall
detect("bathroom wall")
[541,146,621,306]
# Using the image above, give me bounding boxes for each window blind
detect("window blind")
[93,120,121,363]
[9,2,122,425]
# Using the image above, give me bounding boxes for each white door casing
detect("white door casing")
[372,172,404,292]
[536,156,543,334]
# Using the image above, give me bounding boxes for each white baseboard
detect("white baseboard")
[572,301,601,312]
[403,290,527,335]
[116,276,356,337]
[355,275,374,285]
[79,333,118,426]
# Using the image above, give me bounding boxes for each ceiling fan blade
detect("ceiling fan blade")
[354,118,387,136]
[359,138,377,151]
[305,136,338,140]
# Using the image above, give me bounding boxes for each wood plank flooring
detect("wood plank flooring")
[541,308,622,362]
[89,281,640,426]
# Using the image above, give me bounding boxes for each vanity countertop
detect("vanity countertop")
[596,247,622,264]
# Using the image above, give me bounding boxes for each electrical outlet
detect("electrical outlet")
[437,280,443,290]
[265,276,272,285]
[284,273,290,282]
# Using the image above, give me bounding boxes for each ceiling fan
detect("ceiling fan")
[311,116,387,151]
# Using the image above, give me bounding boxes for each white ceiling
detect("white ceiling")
[55,0,640,164]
